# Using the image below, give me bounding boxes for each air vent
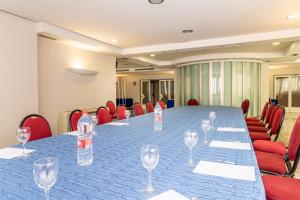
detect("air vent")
[116,69,130,72]
[135,68,155,71]
[38,34,57,40]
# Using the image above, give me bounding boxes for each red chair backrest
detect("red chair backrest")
[187,98,199,106]
[106,101,116,115]
[288,116,300,161]
[146,102,154,113]
[270,107,285,135]
[158,101,166,110]
[134,102,144,116]
[20,114,52,142]
[241,99,250,115]
[260,102,269,121]
[117,105,126,120]
[69,110,82,131]
[265,104,275,124]
[96,107,112,125]
[268,106,279,128]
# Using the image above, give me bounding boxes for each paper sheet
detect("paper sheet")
[209,140,251,150]
[64,131,78,136]
[0,147,35,159]
[217,127,246,132]
[148,190,189,200]
[105,122,128,126]
[193,161,255,181]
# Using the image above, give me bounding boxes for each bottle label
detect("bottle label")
[78,138,92,149]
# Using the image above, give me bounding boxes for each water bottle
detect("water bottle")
[77,111,93,166]
[154,102,163,131]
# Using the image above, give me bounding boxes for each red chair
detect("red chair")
[96,107,112,125]
[20,114,52,142]
[262,175,300,200]
[69,109,83,131]
[116,105,126,120]
[241,99,250,116]
[134,102,144,116]
[247,104,275,128]
[254,115,300,160]
[246,101,269,122]
[247,105,277,132]
[146,102,154,113]
[158,101,166,110]
[106,101,117,119]
[249,107,285,142]
[187,98,199,106]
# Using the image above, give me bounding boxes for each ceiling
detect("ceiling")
[1,0,300,48]
[2,0,300,69]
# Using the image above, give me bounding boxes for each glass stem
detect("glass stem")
[45,188,50,200]
[22,143,25,155]
[126,117,129,124]
[148,170,153,191]
[189,148,193,165]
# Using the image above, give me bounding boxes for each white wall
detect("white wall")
[0,12,38,148]
[38,36,116,134]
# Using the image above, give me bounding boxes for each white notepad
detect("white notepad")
[148,190,189,200]
[217,127,246,132]
[193,161,255,181]
[64,131,78,136]
[0,147,35,159]
[209,140,251,150]
[105,122,128,126]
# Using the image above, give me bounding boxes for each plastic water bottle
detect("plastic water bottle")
[154,102,163,131]
[77,111,93,166]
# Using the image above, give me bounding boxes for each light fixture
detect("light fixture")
[150,54,156,57]
[111,39,118,43]
[272,42,280,46]
[287,14,300,19]
[149,0,164,4]
[182,29,193,34]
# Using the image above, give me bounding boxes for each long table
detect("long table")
[0,106,265,199]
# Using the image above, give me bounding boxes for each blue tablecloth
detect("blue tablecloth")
[0,106,265,200]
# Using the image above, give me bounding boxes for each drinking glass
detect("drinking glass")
[16,127,31,157]
[201,120,211,144]
[209,111,216,129]
[141,145,159,193]
[184,130,198,166]
[33,157,59,200]
[92,116,98,135]
[125,110,131,125]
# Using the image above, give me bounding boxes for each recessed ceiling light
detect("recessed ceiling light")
[111,39,118,43]
[182,29,193,34]
[150,54,156,57]
[287,14,300,19]
[149,0,164,4]
[272,42,280,46]
[291,53,298,57]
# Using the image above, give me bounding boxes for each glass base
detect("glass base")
[18,153,31,158]
[145,185,154,193]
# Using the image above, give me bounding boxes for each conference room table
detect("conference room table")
[0,106,265,200]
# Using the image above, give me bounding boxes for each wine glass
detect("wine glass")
[209,111,216,129]
[184,130,198,166]
[125,110,131,125]
[91,115,98,135]
[141,145,159,193]
[33,157,59,200]
[16,127,31,157]
[201,120,211,144]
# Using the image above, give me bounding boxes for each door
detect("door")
[140,80,151,105]
[274,75,300,112]
[158,80,174,105]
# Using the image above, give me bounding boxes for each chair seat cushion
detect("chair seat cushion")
[245,117,260,122]
[247,126,268,132]
[246,121,265,127]
[253,140,286,156]
[250,131,271,141]
[262,175,300,200]
[255,151,286,175]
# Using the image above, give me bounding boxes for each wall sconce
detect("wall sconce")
[67,66,98,76]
